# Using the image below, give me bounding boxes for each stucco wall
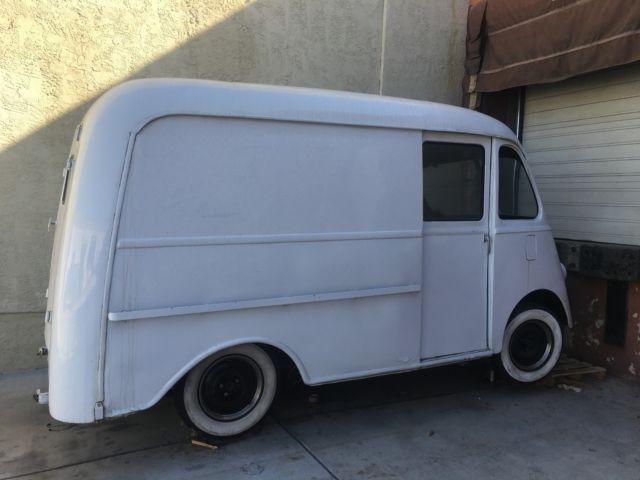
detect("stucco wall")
[0,0,467,371]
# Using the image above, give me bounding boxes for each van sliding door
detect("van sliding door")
[420,133,491,359]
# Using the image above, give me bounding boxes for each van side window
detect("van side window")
[499,146,538,219]
[422,142,484,221]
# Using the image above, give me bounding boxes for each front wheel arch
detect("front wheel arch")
[510,289,569,328]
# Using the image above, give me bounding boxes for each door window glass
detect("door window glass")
[499,146,538,219]
[422,142,484,221]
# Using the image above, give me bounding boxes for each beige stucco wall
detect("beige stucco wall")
[0,0,467,371]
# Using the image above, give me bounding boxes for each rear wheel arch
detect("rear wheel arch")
[172,338,310,392]
[172,340,308,437]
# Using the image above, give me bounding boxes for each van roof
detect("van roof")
[86,79,517,141]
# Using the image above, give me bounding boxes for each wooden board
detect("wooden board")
[538,354,607,386]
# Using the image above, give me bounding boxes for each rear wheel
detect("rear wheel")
[182,344,277,437]
[500,308,562,383]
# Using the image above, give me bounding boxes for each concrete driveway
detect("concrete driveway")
[1,363,639,479]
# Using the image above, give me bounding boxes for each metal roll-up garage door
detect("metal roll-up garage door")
[522,62,640,246]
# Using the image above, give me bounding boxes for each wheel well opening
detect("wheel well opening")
[256,343,304,386]
[511,289,568,326]
[170,342,305,400]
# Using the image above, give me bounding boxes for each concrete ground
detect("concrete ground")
[1,363,639,480]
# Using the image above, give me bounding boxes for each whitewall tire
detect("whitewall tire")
[182,344,277,437]
[500,308,562,383]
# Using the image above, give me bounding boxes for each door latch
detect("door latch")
[526,234,537,261]
[483,233,492,254]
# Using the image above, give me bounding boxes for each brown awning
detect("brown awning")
[465,0,640,105]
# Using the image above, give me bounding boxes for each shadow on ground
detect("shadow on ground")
[0,361,492,479]
[2,361,639,479]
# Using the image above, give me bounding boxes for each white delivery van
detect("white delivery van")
[39,79,571,437]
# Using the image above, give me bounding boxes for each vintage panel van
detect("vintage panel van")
[38,79,571,437]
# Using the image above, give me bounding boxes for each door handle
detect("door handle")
[483,233,491,254]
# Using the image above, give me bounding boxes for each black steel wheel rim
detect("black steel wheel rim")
[509,319,554,372]
[197,354,264,422]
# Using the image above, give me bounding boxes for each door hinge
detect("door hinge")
[59,155,74,204]
[94,401,104,420]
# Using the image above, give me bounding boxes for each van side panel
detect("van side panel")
[104,117,423,416]
[526,230,572,326]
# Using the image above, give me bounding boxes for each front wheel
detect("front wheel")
[500,308,562,383]
[182,344,277,437]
